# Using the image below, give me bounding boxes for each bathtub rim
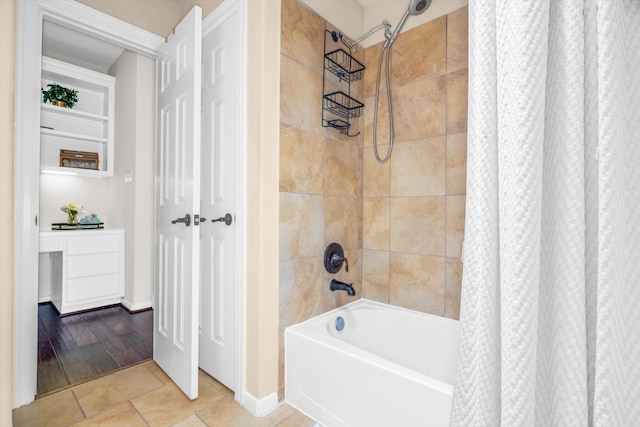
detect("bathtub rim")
[286,298,459,335]
[284,298,459,395]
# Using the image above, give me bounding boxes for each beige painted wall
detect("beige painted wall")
[245,0,281,400]
[1,0,16,423]
[77,0,223,37]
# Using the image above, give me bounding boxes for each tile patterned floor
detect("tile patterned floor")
[13,361,316,427]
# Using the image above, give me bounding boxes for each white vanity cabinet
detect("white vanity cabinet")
[39,228,125,315]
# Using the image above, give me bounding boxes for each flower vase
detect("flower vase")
[67,213,78,225]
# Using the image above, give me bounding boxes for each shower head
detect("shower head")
[387,0,432,45]
[341,0,432,51]
[408,0,432,15]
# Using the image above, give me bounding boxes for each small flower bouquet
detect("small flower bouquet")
[60,204,83,224]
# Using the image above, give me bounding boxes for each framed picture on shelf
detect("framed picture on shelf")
[59,149,99,170]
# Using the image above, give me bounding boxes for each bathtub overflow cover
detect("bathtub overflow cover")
[335,316,345,331]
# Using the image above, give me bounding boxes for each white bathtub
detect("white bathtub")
[285,298,459,427]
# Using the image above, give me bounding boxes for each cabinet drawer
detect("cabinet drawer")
[67,235,121,255]
[64,274,122,304]
[67,252,120,279]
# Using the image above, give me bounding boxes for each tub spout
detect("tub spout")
[330,279,356,297]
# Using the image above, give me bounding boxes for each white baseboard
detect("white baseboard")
[120,298,152,312]
[242,391,278,417]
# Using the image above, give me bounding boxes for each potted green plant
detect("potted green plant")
[41,83,79,108]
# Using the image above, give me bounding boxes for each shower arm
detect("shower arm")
[387,10,410,46]
[340,21,392,52]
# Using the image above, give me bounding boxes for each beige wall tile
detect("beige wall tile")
[325,138,359,196]
[279,257,323,329]
[363,92,390,147]
[323,249,361,311]
[364,42,384,98]
[279,192,324,260]
[280,55,323,134]
[324,113,364,145]
[446,68,468,134]
[446,195,466,258]
[324,196,360,249]
[278,3,467,327]
[392,16,446,88]
[280,125,325,194]
[389,253,445,315]
[363,197,389,250]
[447,6,469,72]
[445,258,463,320]
[394,75,447,142]
[281,0,325,76]
[446,132,467,195]
[390,197,446,256]
[363,146,390,197]
[362,249,390,303]
[390,136,446,197]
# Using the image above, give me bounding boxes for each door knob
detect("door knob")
[171,213,191,227]
[212,213,233,226]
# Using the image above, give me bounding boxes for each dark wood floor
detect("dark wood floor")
[37,303,153,397]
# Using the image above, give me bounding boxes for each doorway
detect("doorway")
[34,18,156,397]
[17,0,247,407]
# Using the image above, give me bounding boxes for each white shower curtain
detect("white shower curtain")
[451,1,640,426]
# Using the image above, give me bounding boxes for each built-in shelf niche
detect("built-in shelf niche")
[40,56,115,177]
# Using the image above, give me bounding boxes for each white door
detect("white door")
[199,9,239,391]
[154,6,202,400]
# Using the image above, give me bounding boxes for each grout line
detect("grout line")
[71,388,88,421]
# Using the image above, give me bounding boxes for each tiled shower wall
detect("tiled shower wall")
[278,0,364,398]
[278,0,468,397]
[361,7,468,319]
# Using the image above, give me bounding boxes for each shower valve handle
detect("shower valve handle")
[330,253,349,273]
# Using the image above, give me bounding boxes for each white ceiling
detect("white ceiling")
[42,20,125,72]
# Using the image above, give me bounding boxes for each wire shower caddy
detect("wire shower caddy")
[322,30,365,136]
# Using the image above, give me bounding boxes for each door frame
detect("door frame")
[16,0,247,407]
